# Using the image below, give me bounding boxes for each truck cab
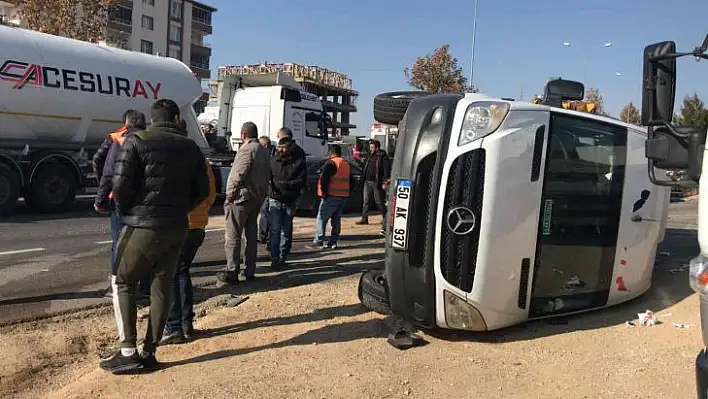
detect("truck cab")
[215,72,329,156]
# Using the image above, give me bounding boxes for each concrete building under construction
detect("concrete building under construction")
[214,62,358,136]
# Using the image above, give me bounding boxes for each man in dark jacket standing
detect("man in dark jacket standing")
[92,110,149,298]
[99,99,209,374]
[357,140,391,235]
[268,136,306,269]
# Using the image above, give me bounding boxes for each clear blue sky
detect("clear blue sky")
[207,0,708,135]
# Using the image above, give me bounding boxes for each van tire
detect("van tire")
[26,163,78,214]
[373,91,433,125]
[0,163,20,217]
[358,270,391,315]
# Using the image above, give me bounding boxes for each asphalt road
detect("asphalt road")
[0,197,375,325]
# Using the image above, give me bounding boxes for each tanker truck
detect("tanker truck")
[0,25,213,217]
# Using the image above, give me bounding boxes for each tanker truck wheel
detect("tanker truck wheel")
[373,91,434,125]
[0,163,20,217]
[26,163,78,214]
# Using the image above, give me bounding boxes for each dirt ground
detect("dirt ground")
[0,210,704,399]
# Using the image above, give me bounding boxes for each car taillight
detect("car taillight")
[690,255,708,295]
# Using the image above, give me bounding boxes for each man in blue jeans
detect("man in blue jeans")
[92,110,149,298]
[268,136,306,269]
[309,144,353,249]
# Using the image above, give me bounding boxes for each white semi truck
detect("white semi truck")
[212,72,331,156]
[0,24,214,216]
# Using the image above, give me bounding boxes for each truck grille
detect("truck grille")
[408,152,437,268]
[440,149,485,292]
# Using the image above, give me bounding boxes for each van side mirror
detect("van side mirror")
[541,79,584,107]
[641,41,677,126]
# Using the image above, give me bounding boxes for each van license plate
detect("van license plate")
[391,179,412,250]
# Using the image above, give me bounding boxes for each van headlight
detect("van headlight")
[458,101,510,146]
[443,290,487,331]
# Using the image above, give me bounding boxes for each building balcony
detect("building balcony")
[190,63,211,79]
[107,19,132,34]
[191,42,211,56]
[191,18,212,35]
[321,100,357,113]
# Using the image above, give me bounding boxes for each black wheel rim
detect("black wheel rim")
[41,174,70,205]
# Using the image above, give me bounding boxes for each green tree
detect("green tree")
[674,93,708,128]
[405,44,470,93]
[620,102,640,125]
[6,0,116,43]
[584,88,607,116]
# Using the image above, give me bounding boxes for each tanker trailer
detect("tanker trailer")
[0,25,211,216]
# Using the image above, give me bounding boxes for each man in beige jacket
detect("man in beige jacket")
[217,122,271,285]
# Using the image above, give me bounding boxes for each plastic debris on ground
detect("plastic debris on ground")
[625,321,636,328]
[637,310,657,326]
[672,322,694,329]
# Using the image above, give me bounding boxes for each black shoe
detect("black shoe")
[140,351,159,371]
[324,242,338,249]
[270,260,281,271]
[244,274,258,282]
[159,330,186,346]
[99,350,143,374]
[216,272,239,285]
[355,219,369,225]
[183,327,204,341]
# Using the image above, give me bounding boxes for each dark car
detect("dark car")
[297,157,364,214]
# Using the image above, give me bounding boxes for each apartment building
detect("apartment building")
[0,0,216,80]
[108,0,216,80]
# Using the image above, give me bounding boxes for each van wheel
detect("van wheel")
[373,91,433,125]
[358,270,391,315]
[0,163,20,217]
[27,163,78,214]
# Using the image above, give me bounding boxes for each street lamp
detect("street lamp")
[561,40,613,83]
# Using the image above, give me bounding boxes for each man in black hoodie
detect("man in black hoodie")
[99,99,209,374]
[268,136,306,268]
[357,140,391,235]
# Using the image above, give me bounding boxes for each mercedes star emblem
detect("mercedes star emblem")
[446,206,477,236]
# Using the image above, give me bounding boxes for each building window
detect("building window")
[142,0,154,5]
[109,5,132,26]
[190,54,209,69]
[141,15,153,30]
[192,7,211,25]
[170,1,182,20]
[140,40,153,54]
[169,47,182,60]
[169,25,182,42]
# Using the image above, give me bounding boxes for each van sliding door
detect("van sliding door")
[529,113,628,317]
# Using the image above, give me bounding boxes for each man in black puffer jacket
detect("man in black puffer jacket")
[99,99,209,374]
[267,136,306,269]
